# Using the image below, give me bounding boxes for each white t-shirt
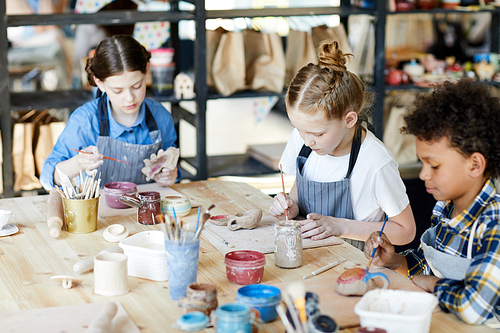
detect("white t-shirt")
[280,128,410,222]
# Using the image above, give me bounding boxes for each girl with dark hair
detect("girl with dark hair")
[41,35,180,189]
[269,41,415,249]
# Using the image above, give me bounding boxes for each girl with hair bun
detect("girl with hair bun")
[40,35,180,189]
[269,41,416,249]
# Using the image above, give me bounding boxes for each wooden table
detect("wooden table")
[0,180,494,332]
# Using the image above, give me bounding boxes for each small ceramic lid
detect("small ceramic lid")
[103,224,130,242]
[176,311,209,332]
[51,275,83,289]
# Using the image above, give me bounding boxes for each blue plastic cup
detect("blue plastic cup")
[165,235,200,300]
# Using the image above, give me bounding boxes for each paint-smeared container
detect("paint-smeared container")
[177,311,209,332]
[236,284,281,322]
[213,303,252,333]
[103,182,137,209]
[274,220,303,268]
[224,250,266,285]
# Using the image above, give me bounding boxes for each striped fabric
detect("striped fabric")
[403,178,500,325]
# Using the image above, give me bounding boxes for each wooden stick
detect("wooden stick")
[70,148,130,164]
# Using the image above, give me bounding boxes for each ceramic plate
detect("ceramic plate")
[0,224,19,237]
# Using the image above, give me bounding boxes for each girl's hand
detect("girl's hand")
[301,213,346,240]
[153,167,178,187]
[77,146,103,171]
[268,192,299,220]
[412,275,439,293]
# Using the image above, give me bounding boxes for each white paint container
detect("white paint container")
[354,289,438,333]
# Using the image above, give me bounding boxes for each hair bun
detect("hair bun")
[317,40,350,72]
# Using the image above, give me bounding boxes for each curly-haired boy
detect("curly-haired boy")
[364,79,500,326]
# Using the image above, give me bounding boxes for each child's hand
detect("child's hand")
[268,192,299,220]
[77,146,103,171]
[301,214,346,240]
[363,232,397,268]
[412,275,439,293]
[153,167,178,187]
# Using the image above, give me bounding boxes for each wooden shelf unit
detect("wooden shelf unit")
[1,0,499,197]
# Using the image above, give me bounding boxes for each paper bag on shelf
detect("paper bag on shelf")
[243,29,286,93]
[285,29,317,87]
[13,121,41,192]
[383,105,418,166]
[34,117,65,176]
[311,24,358,74]
[210,29,246,96]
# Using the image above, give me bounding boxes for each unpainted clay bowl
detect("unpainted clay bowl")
[227,209,263,231]
[334,267,390,296]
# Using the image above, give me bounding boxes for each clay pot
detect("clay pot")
[228,209,263,231]
[178,283,218,317]
[209,209,263,231]
[385,69,403,86]
[334,267,390,296]
[417,0,435,9]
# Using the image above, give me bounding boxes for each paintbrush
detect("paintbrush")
[279,164,289,221]
[366,215,389,271]
[194,204,215,239]
[276,303,295,333]
[282,290,304,333]
[156,214,170,240]
[287,281,308,332]
[70,148,130,164]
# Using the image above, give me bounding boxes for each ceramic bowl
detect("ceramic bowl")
[161,195,191,217]
[103,224,130,242]
[0,209,13,229]
[103,182,137,209]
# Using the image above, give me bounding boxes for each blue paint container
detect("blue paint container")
[215,303,252,333]
[236,284,281,323]
[176,311,209,332]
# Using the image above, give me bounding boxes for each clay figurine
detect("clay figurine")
[475,60,495,81]
[141,147,180,181]
[209,209,263,231]
[334,267,389,296]
[174,72,195,99]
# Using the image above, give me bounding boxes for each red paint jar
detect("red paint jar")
[137,191,161,225]
[224,250,266,285]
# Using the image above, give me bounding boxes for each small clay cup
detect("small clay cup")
[162,195,192,217]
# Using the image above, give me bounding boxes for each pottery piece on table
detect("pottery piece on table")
[334,267,390,296]
[227,209,263,231]
[51,275,84,289]
[103,224,130,243]
[0,209,12,229]
[475,60,495,81]
[209,215,230,226]
[141,147,180,181]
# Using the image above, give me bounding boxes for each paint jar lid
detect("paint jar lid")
[309,315,338,333]
[224,250,266,268]
[176,311,209,331]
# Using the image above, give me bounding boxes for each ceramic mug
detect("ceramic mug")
[334,267,390,296]
[161,195,191,217]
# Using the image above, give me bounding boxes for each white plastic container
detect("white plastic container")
[354,289,438,333]
[118,230,168,281]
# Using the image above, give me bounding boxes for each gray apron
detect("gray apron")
[96,94,162,185]
[421,214,500,328]
[296,127,365,250]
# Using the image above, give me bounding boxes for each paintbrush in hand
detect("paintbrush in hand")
[279,164,289,221]
[366,215,389,271]
[194,204,216,239]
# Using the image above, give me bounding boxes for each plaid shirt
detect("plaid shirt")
[403,178,500,325]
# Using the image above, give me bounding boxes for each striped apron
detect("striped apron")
[296,126,364,250]
[96,94,162,185]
